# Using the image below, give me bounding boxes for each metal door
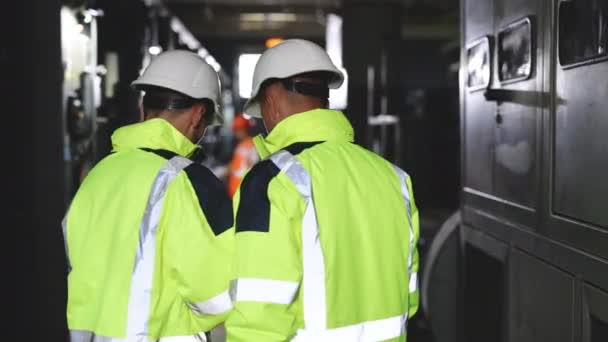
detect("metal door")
[462,0,546,230]
[549,0,608,259]
[487,0,545,227]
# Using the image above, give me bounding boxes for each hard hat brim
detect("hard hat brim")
[243,98,262,118]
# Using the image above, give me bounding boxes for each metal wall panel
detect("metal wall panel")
[491,0,544,209]
[462,227,509,342]
[583,284,608,342]
[462,0,496,196]
[461,0,608,341]
[554,8,608,228]
[509,249,574,342]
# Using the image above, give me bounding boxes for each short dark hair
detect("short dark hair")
[140,86,214,121]
[257,78,279,104]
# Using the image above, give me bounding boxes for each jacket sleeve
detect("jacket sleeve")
[407,176,420,318]
[225,161,303,342]
[162,164,235,322]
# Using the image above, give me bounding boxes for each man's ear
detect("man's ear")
[265,84,280,117]
[191,103,206,129]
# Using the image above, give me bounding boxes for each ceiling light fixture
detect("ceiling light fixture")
[148,45,163,56]
[240,13,297,23]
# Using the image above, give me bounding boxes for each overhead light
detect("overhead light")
[265,37,284,49]
[148,45,163,56]
[198,48,208,58]
[240,13,297,23]
[240,13,265,22]
[170,17,201,50]
[267,13,297,22]
[83,12,93,24]
[205,55,221,72]
[87,9,104,17]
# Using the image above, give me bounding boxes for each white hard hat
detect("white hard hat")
[243,39,344,118]
[132,50,223,124]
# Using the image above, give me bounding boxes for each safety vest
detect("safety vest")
[227,137,259,198]
[63,119,234,341]
[226,109,419,342]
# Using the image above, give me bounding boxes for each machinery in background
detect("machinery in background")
[61,5,105,198]
[60,0,231,199]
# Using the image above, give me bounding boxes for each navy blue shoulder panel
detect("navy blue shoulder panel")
[140,148,233,234]
[183,163,234,236]
[139,148,179,160]
[235,141,323,233]
[283,141,323,155]
[235,160,280,233]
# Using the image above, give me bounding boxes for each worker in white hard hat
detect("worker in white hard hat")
[63,50,234,342]
[226,39,419,341]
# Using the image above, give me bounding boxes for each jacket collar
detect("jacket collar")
[253,109,355,159]
[111,118,199,157]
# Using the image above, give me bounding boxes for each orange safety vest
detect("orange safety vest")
[228,137,259,198]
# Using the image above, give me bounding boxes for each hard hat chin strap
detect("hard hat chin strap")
[281,79,329,99]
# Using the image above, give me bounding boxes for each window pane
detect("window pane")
[467,38,491,89]
[499,19,532,81]
[559,0,608,66]
[238,53,261,99]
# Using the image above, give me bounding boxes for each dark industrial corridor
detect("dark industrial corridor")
[4,0,608,341]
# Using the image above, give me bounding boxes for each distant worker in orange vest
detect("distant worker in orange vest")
[227,114,259,198]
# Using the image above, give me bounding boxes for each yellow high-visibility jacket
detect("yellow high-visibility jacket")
[226,109,420,342]
[63,118,234,341]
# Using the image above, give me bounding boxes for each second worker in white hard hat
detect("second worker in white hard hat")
[226,39,420,341]
[63,50,234,342]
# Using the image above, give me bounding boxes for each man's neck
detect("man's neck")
[270,105,323,131]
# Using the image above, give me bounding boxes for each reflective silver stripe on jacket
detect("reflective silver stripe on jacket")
[125,156,192,341]
[187,290,233,315]
[69,156,209,342]
[70,330,208,342]
[62,213,71,272]
[266,150,410,341]
[269,150,328,331]
[231,278,300,304]
[393,165,418,294]
[291,313,408,342]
